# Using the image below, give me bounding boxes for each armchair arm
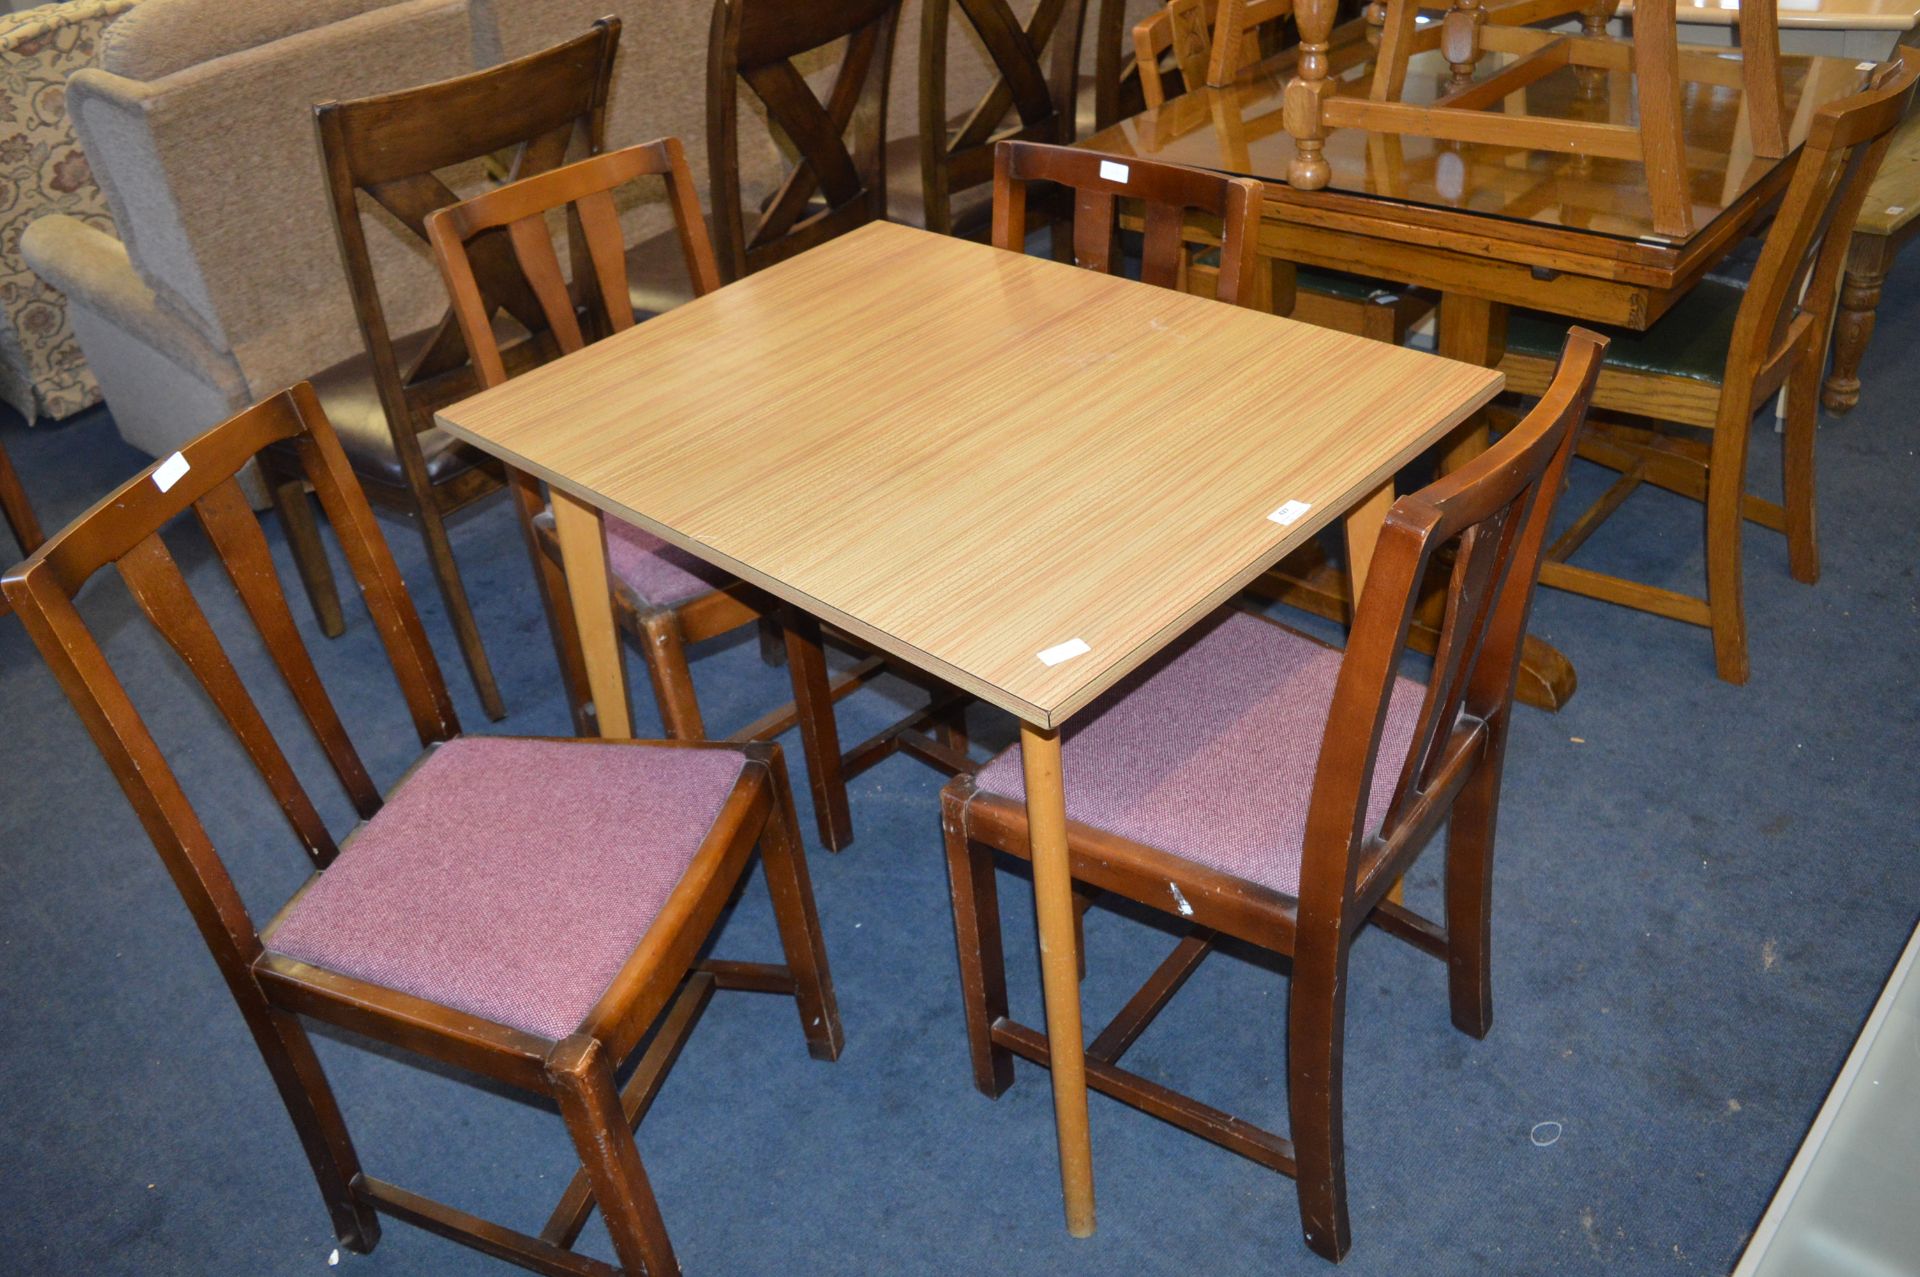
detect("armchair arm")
[20,215,250,406]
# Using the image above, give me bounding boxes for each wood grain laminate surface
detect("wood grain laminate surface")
[435,221,1503,728]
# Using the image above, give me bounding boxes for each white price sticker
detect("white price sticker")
[1268,500,1313,526]
[153,452,190,493]
[1038,637,1091,666]
[1099,159,1130,185]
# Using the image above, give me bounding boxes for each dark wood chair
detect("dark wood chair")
[263,21,621,721]
[427,138,873,853]
[940,330,1604,1262]
[913,0,1091,238]
[1496,54,1919,683]
[707,0,902,283]
[2,381,841,1277]
[992,139,1263,302]
[0,431,43,619]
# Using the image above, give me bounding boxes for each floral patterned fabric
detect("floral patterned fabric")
[0,0,138,422]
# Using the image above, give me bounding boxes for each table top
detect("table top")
[434,221,1502,728]
[1617,0,1920,30]
[1081,30,1873,246]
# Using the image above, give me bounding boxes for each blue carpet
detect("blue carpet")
[1,257,1916,1276]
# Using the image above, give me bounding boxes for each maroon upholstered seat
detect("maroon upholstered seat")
[603,517,734,607]
[972,611,1423,900]
[269,736,748,1040]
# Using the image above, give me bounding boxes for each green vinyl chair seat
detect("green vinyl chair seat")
[1192,249,1408,303]
[1506,277,1745,385]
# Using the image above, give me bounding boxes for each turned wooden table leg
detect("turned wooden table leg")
[1285,0,1340,189]
[1021,721,1096,1238]
[551,488,633,739]
[1822,234,1889,415]
[1441,0,1488,91]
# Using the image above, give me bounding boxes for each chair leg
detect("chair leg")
[549,1038,680,1277]
[1288,930,1353,1263]
[0,436,44,554]
[247,1002,380,1253]
[1703,415,1753,684]
[1782,358,1821,585]
[511,474,596,736]
[1443,753,1505,1039]
[415,497,507,720]
[638,608,706,740]
[268,473,345,640]
[943,796,1015,1098]
[757,615,787,666]
[759,756,844,1061]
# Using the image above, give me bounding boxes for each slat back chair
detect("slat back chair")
[708,0,901,282]
[424,140,769,745]
[286,21,619,723]
[942,332,1605,1263]
[0,433,43,619]
[919,0,1091,235]
[992,139,1263,303]
[1497,54,1920,684]
[2,383,843,1277]
[1134,0,1293,107]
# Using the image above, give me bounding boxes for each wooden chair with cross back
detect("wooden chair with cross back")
[1495,53,1920,683]
[3,381,842,1277]
[260,22,619,723]
[707,0,903,283]
[914,0,1092,239]
[942,154,1605,1252]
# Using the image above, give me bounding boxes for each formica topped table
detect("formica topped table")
[436,219,1503,1234]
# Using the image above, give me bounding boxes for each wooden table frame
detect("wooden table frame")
[436,222,1503,1235]
[1287,0,1789,237]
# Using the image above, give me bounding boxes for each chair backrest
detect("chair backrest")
[1,383,458,982]
[426,139,723,392]
[919,0,1091,234]
[313,20,619,456]
[1134,0,1293,107]
[991,139,1262,303]
[707,0,901,282]
[1301,329,1605,922]
[64,0,477,400]
[1724,51,1919,427]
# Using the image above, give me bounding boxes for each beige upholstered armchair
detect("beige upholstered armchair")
[18,0,482,469]
[0,0,139,424]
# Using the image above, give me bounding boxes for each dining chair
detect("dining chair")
[707,0,902,283]
[2,381,842,1277]
[941,329,1605,1262]
[915,0,1091,238]
[1496,53,1919,684]
[0,431,44,618]
[424,139,832,753]
[993,139,1264,301]
[1133,0,1293,106]
[268,21,620,722]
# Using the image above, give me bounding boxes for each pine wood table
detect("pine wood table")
[435,219,1503,1236]
[1083,26,1877,708]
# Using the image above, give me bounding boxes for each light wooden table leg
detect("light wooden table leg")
[1020,721,1096,1238]
[1343,480,1393,609]
[551,488,632,740]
